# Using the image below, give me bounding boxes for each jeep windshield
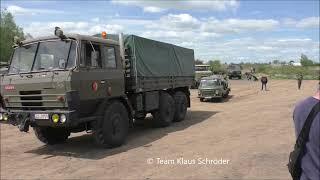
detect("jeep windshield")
[9,40,77,74]
[200,79,220,88]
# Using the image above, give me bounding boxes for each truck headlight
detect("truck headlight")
[0,113,3,120]
[52,114,60,123]
[3,114,8,121]
[60,114,67,123]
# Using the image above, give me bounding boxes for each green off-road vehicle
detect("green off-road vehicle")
[198,75,230,102]
[0,28,195,147]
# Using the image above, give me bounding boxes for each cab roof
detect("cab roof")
[21,34,119,46]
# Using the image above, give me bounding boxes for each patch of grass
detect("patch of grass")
[254,65,319,80]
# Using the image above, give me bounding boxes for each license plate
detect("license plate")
[35,114,49,120]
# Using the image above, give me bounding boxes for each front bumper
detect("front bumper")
[198,91,222,99]
[0,109,78,127]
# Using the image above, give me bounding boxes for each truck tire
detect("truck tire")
[200,98,204,102]
[152,92,175,127]
[33,127,70,145]
[93,101,129,148]
[173,92,187,122]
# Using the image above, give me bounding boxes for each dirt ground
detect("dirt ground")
[0,79,318,179]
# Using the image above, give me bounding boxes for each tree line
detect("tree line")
[0,10,24,63]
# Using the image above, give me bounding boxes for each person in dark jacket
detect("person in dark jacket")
[292,85,320,180]
[260,76,268,90]
[297,74,303,90]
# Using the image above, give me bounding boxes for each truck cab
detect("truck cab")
[194,64,212,88]
[227,64,242,79]
[0,32,129,145]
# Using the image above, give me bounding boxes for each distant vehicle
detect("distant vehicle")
[198,75,230,102]
[0,29,195,147]
[227,64,242,79]
[194,64,212,88]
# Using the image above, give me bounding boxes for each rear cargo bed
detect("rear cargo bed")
[124,35,195,92]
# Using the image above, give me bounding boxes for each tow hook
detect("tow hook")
[18,118,30,132]
[15,113,31,132]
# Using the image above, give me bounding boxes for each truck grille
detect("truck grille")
[20,91,43,107]
[4,91,66,110]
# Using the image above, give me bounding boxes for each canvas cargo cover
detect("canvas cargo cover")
[124,35,194,77]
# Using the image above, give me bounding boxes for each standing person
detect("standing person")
[297,74,303,90]
[290,85,320,180]
[261,76,268,90]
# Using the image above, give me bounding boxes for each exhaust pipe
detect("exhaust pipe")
[119,33,125,63]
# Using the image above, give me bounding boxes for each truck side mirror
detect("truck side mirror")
[91,51,99,67]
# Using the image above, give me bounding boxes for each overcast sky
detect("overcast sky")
[1,0,319,63]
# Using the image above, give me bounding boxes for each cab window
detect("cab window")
[101,46,116,68]
[80,41,102,68]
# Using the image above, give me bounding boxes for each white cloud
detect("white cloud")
[202,18,279,33]
[296,17,320,28]
[7,5,64,16]
[282,17,319,28]
[112,0,239,12]
[147,13,200,30]
[194,37,319,62]
[143,6,164,13]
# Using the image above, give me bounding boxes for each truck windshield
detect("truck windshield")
[228,65,241,71]
[200,79,220,88]
[9,40,77,74]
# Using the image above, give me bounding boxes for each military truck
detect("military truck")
[227,64,242,79]
[194,64,212,88]
[198,75,230,102]
[0,29,194,147]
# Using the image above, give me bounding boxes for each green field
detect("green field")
[245,65,319,80]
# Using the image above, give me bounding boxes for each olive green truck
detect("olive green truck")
[0,29,195,147]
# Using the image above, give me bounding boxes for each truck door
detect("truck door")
[76,41,124,115]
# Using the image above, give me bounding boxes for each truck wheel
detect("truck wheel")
[93,101,129,148]
[33,127,70,145]
[152,92,175,127]
[173,92,187,122]
[200,98,204,102]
